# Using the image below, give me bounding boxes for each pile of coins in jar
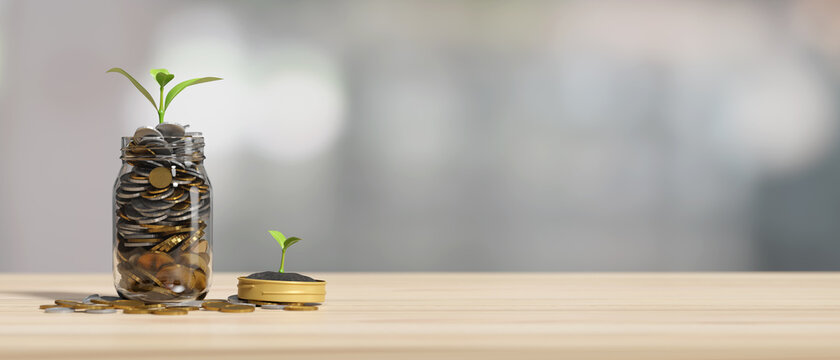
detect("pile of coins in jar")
[39,294,319,315]
[114,123,211,301]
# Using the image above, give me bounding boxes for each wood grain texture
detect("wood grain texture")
[1,272,840,359]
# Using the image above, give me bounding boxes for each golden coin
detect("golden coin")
[132,267,166,287]
[192,239,209,253]
[177,230,204,252]
[115,250,129,263]
[151,233,190,252]
[178,253,207,271]
[244,299,277,306]
[124,237,163,243]
[164,188,187,201]
[146,187,170,194]
[123,269,144,285]
[171,202,190,211]
[201,301,229,311]
[284,305,319,311]
[141,188,173,200]
[129,145,153,156]
[149,167,173,189]
[135,251,175,272]
[112,299,145,309]
[73,303,113,310]
[117,209,131,221]
[198,253,211,270]
[147,225,194,234]
[123,308,153,314]
[144,303,166,309]
[90,298,114,305]
[148,286,177,296]
[156,264,194,288]
[167,306,200,311]
[153,308,188,316]
[192,271,208,291]
[40,304,59,309]
[219,305,255,313]
[55,300,81,308]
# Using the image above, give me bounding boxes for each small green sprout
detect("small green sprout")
[107,67,222,124]
[269,230,302,273]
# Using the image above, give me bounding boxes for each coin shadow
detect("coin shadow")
[9,291,109,301]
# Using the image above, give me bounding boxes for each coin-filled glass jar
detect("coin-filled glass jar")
[112,128,212,302]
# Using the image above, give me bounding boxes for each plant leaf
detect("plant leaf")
[269,230,286,248]
[106,67,157,110]
[151,68,174,88]
[284,237,301,249]
[164,76,222,110]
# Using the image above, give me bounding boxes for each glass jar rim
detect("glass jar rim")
[120,134,205,161]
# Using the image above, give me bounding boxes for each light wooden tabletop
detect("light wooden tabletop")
[1,272,840,359]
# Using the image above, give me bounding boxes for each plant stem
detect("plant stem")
[280,249,287,273]
[158,87,165,123]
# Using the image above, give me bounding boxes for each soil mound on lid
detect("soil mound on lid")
[245,271,321,282]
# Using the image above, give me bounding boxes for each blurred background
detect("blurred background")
[2,0,840,272]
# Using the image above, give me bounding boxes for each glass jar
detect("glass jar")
[112,132,212,302]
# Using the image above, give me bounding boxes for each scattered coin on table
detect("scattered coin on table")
[219,305,255,313]
[86,308,117,314]
[44,307,75,313]
[260,304,285,310]
[40,294,320,315]
[153,308,188,316]
[245,299,277,306]
[112,300,145,309]
[162,300,204,307]
[201,301,229,311]
[55,300,81,308]
[124,309,153,314]
[74,303,112,310]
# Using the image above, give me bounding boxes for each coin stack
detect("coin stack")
[114,123,212,302]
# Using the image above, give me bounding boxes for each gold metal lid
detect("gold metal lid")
[236,276,326,303]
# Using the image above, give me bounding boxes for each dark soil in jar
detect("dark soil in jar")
[245,271,322,282]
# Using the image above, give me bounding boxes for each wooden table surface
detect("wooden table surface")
[2,273,840,360]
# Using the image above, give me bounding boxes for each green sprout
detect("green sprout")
[269,230,302,273]
[107,67,222,124]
